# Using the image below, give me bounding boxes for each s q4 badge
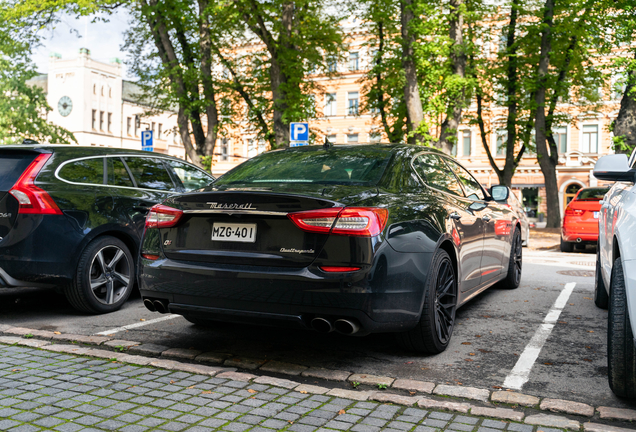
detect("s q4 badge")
[164,240,172,246]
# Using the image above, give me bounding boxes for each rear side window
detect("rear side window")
[0,153,37,191]
[123,157,175,191]
[442,158,485,201]
[165,160,214,191]
[413,154,464,197]
[107,157,134,187]
[58,157,105,185]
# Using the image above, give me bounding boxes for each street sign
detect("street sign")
[290,141,309,147]
[290,122,309,143]
[141,130,153,152]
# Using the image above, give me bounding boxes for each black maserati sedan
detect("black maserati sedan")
[0,145,214,314]
[139,144,522,353]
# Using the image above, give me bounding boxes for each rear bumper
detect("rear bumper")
[561,227,598,243]
[139,252,431,334]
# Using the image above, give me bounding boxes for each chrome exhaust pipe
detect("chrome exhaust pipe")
[311,317,333,333]
[334,319,360,335]
[576,238,582,243]
[153,300,168,314]
[143,299,156,312]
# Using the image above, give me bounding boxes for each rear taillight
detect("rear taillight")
[565,208,584,216]
[9,153,62,215]
[288,207,388,237]
[146,204,183,228]
[320,266,361,272]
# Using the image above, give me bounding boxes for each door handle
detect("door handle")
[449,212,461,220]
[482,215,492,222]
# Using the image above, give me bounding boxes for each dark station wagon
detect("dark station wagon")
[0,145,214,313]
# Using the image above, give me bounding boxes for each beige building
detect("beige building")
[30,48,184,157]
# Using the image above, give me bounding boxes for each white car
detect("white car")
[593,152,636,398]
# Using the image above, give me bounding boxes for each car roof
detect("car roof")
[0,144,195,163]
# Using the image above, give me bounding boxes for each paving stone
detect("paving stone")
[149,359,183,370]
[51,334,111,345]
[540,398,594,417]
[421,418,448,428]
[597,406,636,421]
[116,354,154,366]
[195,352,232,364]
[583,422,636,432]
[470,406,524,422]
[433,384,490,402]
[42,344,92,355]
[524,414,580,430]
[103,340,140,349]
[128,344,170,356]
[86,349,125,359]
[348,373,394,387]
[223,357,267,370]
[392,379,435,394]
[294,384,329,395]
[253,375,299,389]
[259,360,308,376]
[301,367,351,381]
[481,419,507,429]
[173,363,228,376]
[490,391,539,407]
[506,424,534,432]
[369,391,418,406]
[16,339,51,348]
[413,427,438,432]
[326,388,371,401]
[161,348,203,360]
[0,336,22,344]
[448,422,475,431]
[215,371,256,382]
[4,327,36,336]
[417,397,472,413]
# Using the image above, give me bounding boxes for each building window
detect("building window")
[92,110,97,129]
[326,134,337,144]
[134,115,139,136]
[126,117,132,135]
[462,130,471,156]
[151,122,156,135]
[327,56,337,73]
[496,129,507,156]
[553,126,567,154]
[99,111,104,131]
[221,138,229,161]
[581,124,599,153]
[324,93,337,116]
[107,113,112,133]
[158,123,163,140]
[348,52,359,71]
[347,92,359,116]
[369,132,381,143]
[346,133,358,143]
[451,142,457,157]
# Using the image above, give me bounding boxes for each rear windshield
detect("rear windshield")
[216,147,393,186]
[577,187,609,201]
[0,152,37,191]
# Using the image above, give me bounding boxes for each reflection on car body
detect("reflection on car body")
[139,144,523,353]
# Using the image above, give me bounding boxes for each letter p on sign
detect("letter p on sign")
[290,122,309,142]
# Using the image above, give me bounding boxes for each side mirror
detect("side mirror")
[490,185,509,201]
[593,154,635,182]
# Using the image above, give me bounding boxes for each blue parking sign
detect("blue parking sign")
[290,122,309,142]
[141,130,153,152]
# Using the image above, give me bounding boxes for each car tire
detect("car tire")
[560,238,573,252]
[65,236,135,314]
[594,252,609,309]
[397,249,457,354]
[607,257,636,398]
[499,227,522,289]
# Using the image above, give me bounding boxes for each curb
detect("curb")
[1,326,635,431]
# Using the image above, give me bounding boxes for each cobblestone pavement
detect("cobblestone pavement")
[0,344,629,432]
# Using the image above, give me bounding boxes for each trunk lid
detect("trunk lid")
[0,150,39,240]
[160,187,378,267]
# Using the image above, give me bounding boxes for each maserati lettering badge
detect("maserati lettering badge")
[207,202,256,210]
[280,248,315,254]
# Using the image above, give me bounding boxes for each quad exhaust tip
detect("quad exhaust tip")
[144,298,169,314]
[334,319,360,335]
[143,299,156,312]
[310,317,333,333]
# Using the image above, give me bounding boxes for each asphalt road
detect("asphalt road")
[2,246,634,412]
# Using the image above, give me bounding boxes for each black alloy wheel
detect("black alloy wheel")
[65,236,135,314]
[397,249,458,354]
[500,227,522,289]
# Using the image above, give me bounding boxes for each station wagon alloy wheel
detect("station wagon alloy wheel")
[90,245,131,305]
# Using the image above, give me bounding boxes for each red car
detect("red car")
[560,187,609,252]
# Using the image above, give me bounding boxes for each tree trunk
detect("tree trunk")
[438,0,466,154]
[613,57,636,154]
[502,0,520,188]
[178,108,203,166]
[198,0,218,157]
[400,0,425,143]
[374,21,403,143]
[534,0,560,228]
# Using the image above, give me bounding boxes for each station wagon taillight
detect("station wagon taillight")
[146,204,184,228]
[288,207,388,237]
[9,153,62,215]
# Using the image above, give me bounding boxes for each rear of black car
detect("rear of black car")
[0,148,81,287]
[138,146,428,335]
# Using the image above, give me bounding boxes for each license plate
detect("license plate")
[594,211,599,219]
[212,223,257,243]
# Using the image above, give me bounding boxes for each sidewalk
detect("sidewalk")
[1,342,633,432]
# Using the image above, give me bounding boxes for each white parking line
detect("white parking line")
[503,282,577,390]
[94,314,181,336]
